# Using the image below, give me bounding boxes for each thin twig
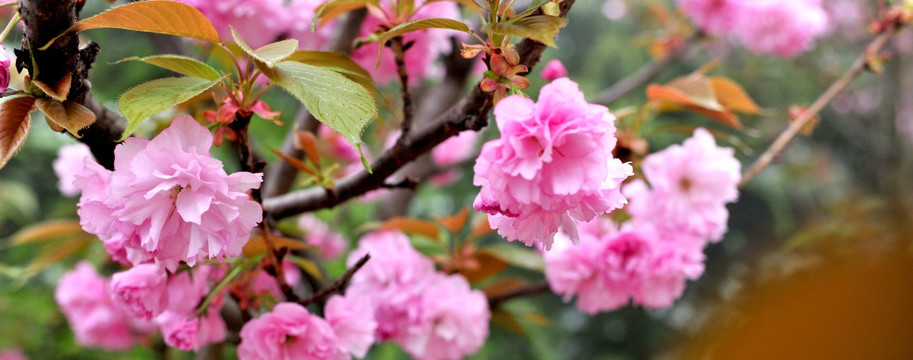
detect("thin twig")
[299,254,371,307]
[739,28,897,187]
[487,282,551,308]
[392,36,415,138]
[591,31,703,105]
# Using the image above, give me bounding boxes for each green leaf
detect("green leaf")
[41,0,219,50]
[375,18,472,67]
[115,55,221,81]
[511,0,549,22]
[284,51,380,98]
[117,76,226,140]
[481,15,568,47]
[231,28,299,69]
[479,244,545,272]
[272,61,376,148]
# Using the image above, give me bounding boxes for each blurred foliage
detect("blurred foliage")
[2,0,913,359]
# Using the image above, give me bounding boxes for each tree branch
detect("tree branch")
[739,28,897,187]
[264,0,577,219]
[299,253,370,307]
[487,282,550,308]
[392,36,414,138]
[591,31,703,105]
[19,0,126,170]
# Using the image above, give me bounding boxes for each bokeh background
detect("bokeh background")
[2,0,913,359]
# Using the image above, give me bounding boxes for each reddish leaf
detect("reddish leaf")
[460,252,509,284]
[434,207,469,234]
[36,99,97,137]
[470,215,495,238]
[271,148,317,176]
[0,95,37,170]
[294,130,321,169]
[383,217,440,239]
[482,277,530,298]
[10,219,85,246]
[709,77,761,114]
[242,235,311,257]
[491,309,526,335]
[32,74,71,102]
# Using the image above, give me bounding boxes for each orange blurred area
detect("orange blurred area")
[681,249,913,359]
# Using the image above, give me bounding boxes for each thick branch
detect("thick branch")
[299,254,370,307]
[262,10,367,197]
[19,0,126,169]
[264,0,577,219]
[591,31,703,105]
[739,28,897,187]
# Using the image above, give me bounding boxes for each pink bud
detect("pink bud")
[0,45,10,92]
[540,59,567,82]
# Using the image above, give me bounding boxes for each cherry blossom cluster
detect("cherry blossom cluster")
[71,116,262,271]
[677,0,829,57]
[473,78,634,250]
[544,128,741,313]
[346,230,490,360]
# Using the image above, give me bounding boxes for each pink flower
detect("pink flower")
[431,130,480,167]
[298,214,348,259]
[397,273,490,360]
[237,302,346,360]
[626,128,740,243]
[74,115,263,271]
[351,0,461,85]
[53,143,94,197]
[286,0,336,50]
[544,220,705,313]
[733,0,828,57]
[154,266,227,351]
[473,78,633,249]
[249,260,302,306]
[110,264,168,320]
[0,45,10,92]
[0,348,27,360]
[54,262,150,350]
[177,0,288,48]
[325,294,377,358]
[346,230,435,301]
[540,59,568,82]
[676,0,745,35]
[156,309,227,352]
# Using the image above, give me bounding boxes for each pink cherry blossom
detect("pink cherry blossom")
[74,115,263,271]
[540,59,568,82]
[0,45,10,92]
[473,78,633,249]
[325,294,377,358]
[286,0,336,51]
[154,265,227,351]
[298,214,348,259]
[626,128,740,243]
[110,264,168,320]
[346,230,435,303]
[318,125,363,164]
[544,219,705,313]
[676,0,745,35]
[351,0,461,85]
[237,302,346,360]
[53,143,94,197]
[397,273,490,360]
[248,260,302,306]
[55,262,151,350]
[431,130,480,167]
[0,348,27,360]
[177,0,288,48]
[734,0,828,57]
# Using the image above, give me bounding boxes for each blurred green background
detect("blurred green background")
[2,0,913,359]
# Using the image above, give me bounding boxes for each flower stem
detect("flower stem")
[0,12,20,44]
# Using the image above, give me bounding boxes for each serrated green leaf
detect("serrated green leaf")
[375,18,472,67]
[283,51,380,100]
[231,28,299,69]
[117,76,226,140]
[479,244,545,272]
[116,55,221,80]
[482,15,568,47]
[511,0,549,22]
[273,61,376,148]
